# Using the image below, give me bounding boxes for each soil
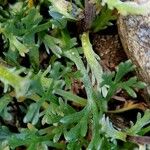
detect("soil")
[91,34,127,71]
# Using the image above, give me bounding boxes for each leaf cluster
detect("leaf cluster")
[0,1,150,150]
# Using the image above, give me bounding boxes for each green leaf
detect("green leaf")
[42,110,61,125]
[60,110,84,124]
[0,95,11,113]
[100,115,127,141]
[92,6,116,32]
[23,103,40,125]
[81,32,103,90]
[53,132,62,143]
[22,8,43,29]
[114,60,135,83]
[35,143,49,150]
[101,72,115,86]
[49,0,81,20]
[67,141,82,150]
[0,65,31,98]
[0,126,12,141]
[120,77,146,98]
[50,13,67,29]
[121,76,146,89]
[79,115,88,137]
[43,35,62,58]
[28,45,39,70]
[127,110,150,135]
[123,86,137,98]
[102,0,150,15]
[9,34,29,57]
[64,123,81,141]
[61,30,77,50]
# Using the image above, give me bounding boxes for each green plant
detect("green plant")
[102,0,150,15]
[0,0,150,150]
